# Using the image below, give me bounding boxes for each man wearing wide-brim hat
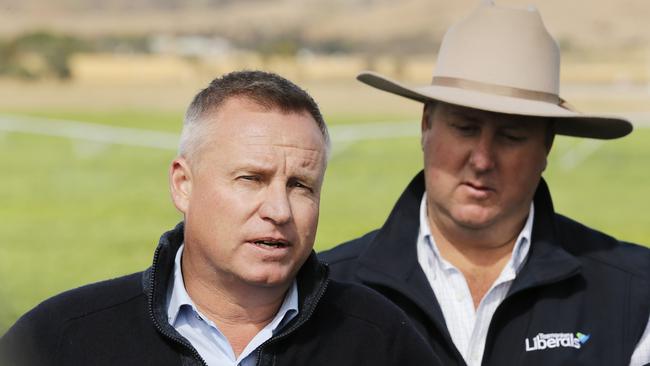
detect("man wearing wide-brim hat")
[320,2,650,365]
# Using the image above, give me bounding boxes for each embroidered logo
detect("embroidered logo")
[525,332,590,352]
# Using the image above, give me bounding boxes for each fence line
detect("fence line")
[1,113,648,167]
[0,115,421,151]
[0,115,179,150]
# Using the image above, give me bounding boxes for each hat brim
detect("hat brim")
[358,71,633,139]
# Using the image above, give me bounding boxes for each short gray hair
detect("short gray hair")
[179,70,330,163]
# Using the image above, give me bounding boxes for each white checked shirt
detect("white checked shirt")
[416,193,650,366]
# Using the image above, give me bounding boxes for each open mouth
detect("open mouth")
[252,239,290,249]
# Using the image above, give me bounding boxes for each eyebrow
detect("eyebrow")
[230,159,274,174]
[232,161,320,182]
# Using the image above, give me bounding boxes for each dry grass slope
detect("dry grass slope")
[0,0,647,56]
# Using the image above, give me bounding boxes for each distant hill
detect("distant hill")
[0,0,647,56]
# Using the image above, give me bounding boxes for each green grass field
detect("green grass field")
[1,108,649,333]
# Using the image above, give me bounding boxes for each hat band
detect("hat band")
[432,76,561,105]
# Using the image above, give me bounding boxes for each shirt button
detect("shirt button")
[455,291,464,301]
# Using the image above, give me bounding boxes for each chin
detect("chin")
[451,207,497,230]
[241,268,294,288]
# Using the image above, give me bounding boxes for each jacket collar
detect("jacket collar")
[508,179,582,296]
[142,222,330,348]
[356,171,453,344]
[144,221,186,340]
[354,171,582,337]
[357,172,438,309]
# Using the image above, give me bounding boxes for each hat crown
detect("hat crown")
[435,3,560,95]
[354,2,633,139]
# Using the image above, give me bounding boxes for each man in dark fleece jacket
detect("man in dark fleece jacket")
[1,71,441,366]
[320,3,649,366]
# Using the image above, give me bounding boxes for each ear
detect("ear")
[541,135,555,173]
[169,157,193,215]
[420,106,430,150]
[541,156,548,172]
[546,134,555,154]
[421,104,431,131]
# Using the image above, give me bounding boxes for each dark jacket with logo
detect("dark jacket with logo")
[319,171,650,366]
[1,222,441,366]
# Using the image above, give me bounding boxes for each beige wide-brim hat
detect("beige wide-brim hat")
[358,1,632,139]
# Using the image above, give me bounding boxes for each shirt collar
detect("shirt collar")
[417,193,534,277]
[166,244,299,330]
[267,279,299,333]
[166,243,191,325]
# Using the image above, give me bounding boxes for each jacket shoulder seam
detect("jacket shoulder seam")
[580,252,650,281]
[50,291,144,361]
[320,254,360,265]
[332,309,392,335]
[65,291,144,324]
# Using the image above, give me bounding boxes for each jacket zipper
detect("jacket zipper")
[147,244,209,366]
[254,278,330,366]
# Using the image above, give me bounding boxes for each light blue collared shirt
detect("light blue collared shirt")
[166,244,299,366]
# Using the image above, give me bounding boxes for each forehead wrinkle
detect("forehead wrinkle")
[233,143,323,172]
[237,129,323,149]
[241,138,324,160]
[241,141,323,157]
[281,146,324,170]
[273,143,324,156]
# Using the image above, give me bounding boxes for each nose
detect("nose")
[469,133,496,172]
[258,182,292,225]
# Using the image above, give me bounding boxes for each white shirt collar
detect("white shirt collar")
[417,193,534,280]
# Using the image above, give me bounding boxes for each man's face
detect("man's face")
[171,97,327,289]
[422,102,551,234]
